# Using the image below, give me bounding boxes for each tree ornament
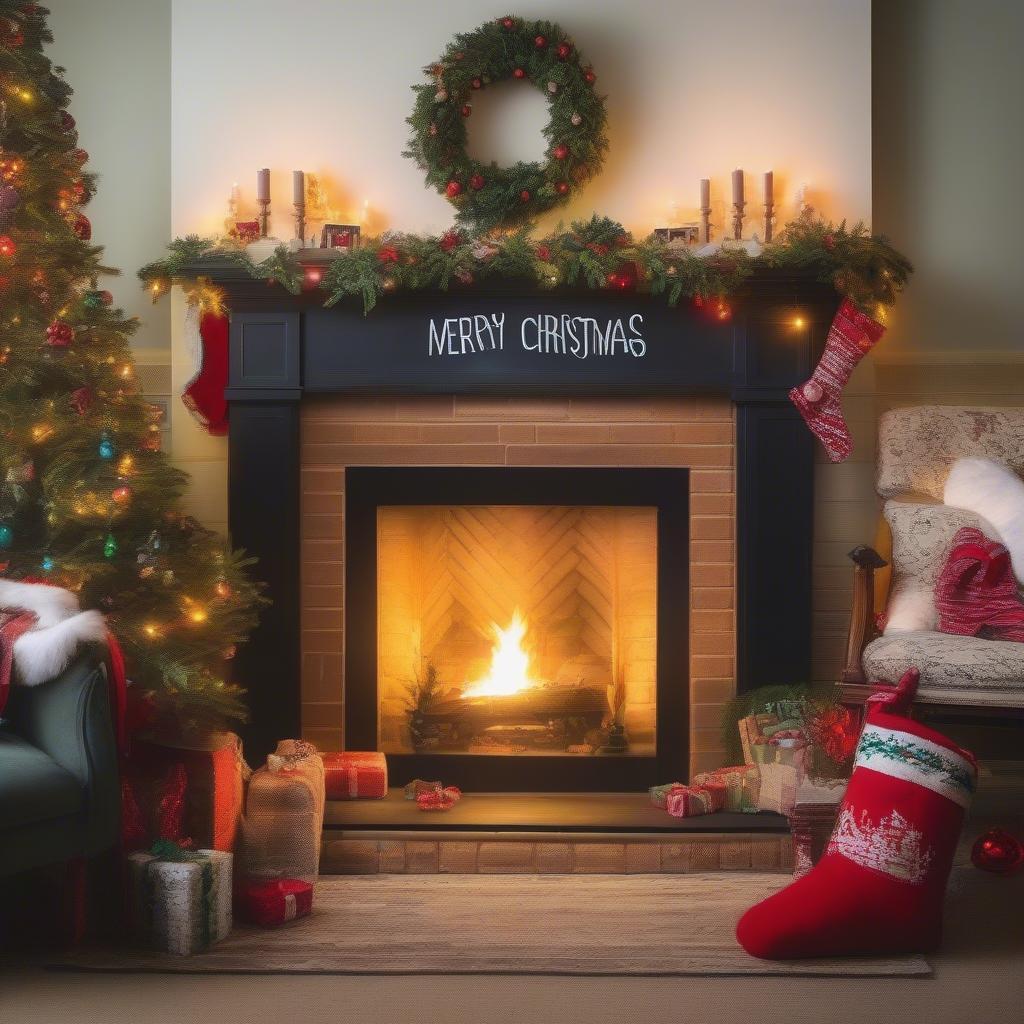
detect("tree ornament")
[71,212,91,240]
[971,828,1023,874]
[407,18,608,231]
[83,288,113,309]
[41,555,54,572]
[439,228,462,252]
[553,144,569,160]
[98,431,115,460]
[377,245,400,264]
[555,181,570,195]
[2,18,24,47]
[0,524,12,549]
[434,89,448,102]
[0,235,16,258]
[571,112,583,126]
[215,579,232,600]
[71,385,94,415]
[71,148,89,166]
[583,68,596,84]
[112,485,132,504]
[45,320,75,347]
[103,532,118,558]
[59,110,76,133]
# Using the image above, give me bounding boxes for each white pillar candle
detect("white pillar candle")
[293,170,304,206]
[700,178,710,209]
[257,168,270,204]
[732,168,744,205]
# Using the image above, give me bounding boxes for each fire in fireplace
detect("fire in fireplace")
[345,468,689,791]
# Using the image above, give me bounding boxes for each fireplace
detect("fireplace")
[344,467,689,790]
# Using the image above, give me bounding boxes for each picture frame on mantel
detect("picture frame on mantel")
[320,223,361,250]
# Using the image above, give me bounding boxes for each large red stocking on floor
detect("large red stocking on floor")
[736,669,977,959]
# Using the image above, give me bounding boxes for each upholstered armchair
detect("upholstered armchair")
[839,406,1024,729]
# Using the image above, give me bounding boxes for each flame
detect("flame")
[462,610,538,698]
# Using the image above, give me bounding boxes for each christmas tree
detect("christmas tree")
[0,4,262,734]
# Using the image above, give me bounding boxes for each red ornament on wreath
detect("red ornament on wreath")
[583,67,597,84]
[439,229,462,253]
[513,68,526,80]
[460,104,472,117]
[555,42,573,61]
[445,180,463,198]
[536,244,551,262]
[552,144,569,161]
[500,16,515,29]
[534,34,547,48]
[520,190,531,203]
[971,828,1023,874]
[45,320,75,348]
[471,78,482,90]
[377,245,400,264]
[469,173,485,191]
[555,181,570,195]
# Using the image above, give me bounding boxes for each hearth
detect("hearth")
[344,467,689,791]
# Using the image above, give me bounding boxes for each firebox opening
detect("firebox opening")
[377,504,657,759]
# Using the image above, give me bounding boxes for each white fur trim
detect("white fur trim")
[12,610,108,686]
[0,579,80,628]
[944,457,1024,584]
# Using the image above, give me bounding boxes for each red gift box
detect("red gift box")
[236,879,313,927]
[322,751,388,800]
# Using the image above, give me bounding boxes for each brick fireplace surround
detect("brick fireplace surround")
[299,394,736,778]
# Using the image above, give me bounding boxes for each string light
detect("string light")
[31,423,54,443]
[0,236,16,258]
[188,606,209,625]
[142,622,162,639]
[215,580,232,599]
[117,453,135,476]
[791,314,806,330]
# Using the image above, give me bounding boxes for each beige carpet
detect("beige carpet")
[56,873,929,977]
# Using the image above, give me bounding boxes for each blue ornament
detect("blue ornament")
[0,524,12,548]
[98,433,115,460]
[41,555,55,572]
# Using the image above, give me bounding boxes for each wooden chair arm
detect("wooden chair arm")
[840,545,888,685]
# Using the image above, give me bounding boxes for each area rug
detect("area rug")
[54,873,930,977]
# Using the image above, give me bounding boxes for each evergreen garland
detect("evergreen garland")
[141,215,912,318]
[403,16,608,231]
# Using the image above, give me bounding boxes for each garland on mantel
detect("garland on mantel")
[139,215,912,318]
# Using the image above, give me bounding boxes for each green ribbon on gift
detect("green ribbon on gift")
[148,839,215,951]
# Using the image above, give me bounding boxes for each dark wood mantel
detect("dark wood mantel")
[191,260,837,762]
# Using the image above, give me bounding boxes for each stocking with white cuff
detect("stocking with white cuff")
[736,669,976,959]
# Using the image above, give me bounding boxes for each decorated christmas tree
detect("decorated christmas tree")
[0,4,262,734]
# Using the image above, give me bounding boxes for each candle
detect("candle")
[257,168,270,204]
[763,170,773,206]
[293,170,304,206]
[700,178,710,210]
[732,168,744,206]
[230,181,240,204]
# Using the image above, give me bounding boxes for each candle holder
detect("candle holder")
[731,200,745,241]
[700,202,712,244]
[258,199,270,239]
[763,199,775,243]
[293,202,306,248]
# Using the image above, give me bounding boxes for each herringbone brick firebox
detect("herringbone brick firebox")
[299,394,736,778]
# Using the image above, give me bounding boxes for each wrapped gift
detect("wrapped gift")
[649,782,685,809]
[240,740,325,884]
[738,713,779,765]
[665,780,726,818]
[757,761,803,815]
[128,842,232,955]
[693,765,760,813]
[322,751,387,800]
[404,778,443,800]
[126,732,246,852]
[235,878,313,927]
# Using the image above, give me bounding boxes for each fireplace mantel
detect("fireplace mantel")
[194,260,837,761]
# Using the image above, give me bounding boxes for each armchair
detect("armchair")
[0,654,120,878]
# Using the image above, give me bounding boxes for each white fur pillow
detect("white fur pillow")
[944,457,1024,584]
[883,501,984,634]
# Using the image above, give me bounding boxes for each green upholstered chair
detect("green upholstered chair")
[0,655,120,878]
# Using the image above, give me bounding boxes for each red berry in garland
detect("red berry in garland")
[469,173,485,191]
[534,34,547,48]
[45,320,75,348]
[555,181,570,195]
[555,42,573,61]
[536,244,551,262]
[500,16,515,29]
[583,68,597,84]
[520,190,531,203]
[377,245,400,264]
[552,144,569,161]
[471,78,482,90]
[439,228,462,252]
[513,68,526,80]
[460,104,472,117]
[445,180,463,198]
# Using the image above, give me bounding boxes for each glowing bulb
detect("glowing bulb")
[18,89,32,103]
[791,315,805,330]
[143,623,160,639]
[31,423,53,442]
[117,454,135,476]
[150,281,163,295]
[188,607,209,625]
[215,580,232,599]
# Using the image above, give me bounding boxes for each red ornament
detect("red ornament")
[552,144,569,161]
[112,485,132,504]
[0,235,15,258]
[71,148,89,166]
[824,233,836,250]
[971,828,1023,874]
[513,68,526,80]
[302,266,322,289]
[377,245,400,264]
[606,262,637,291]
[520,190,531,203]
[807,705,858,765]
[588,242,609,256]
[555,181,570,195]
[583,67,597,85]
[534,34,547,48]
[45,320,75,347]
[445,180,463,198]
[59,110,76,133]
[500,16,515,29]
[71,212,91,240]
[71,385,94,415]
[460,104,472,117]
[439,229,462,252]
[535,244,551,262]
[469,173,485,191]
[471,78,482,90]
[555,42,573,61]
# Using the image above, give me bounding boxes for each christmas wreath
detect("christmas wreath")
[404,16,608,232]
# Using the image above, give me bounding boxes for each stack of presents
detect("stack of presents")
[650,700,848,822]
[125,740,388,955]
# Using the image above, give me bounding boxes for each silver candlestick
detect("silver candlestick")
[763,199,775,243]
[293,202,306,248]
[731,200,745,241]
[700,202,712,244]
[258,199,270,239]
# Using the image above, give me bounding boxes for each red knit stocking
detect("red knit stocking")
[789,299,886,463]
[736,669,977,959]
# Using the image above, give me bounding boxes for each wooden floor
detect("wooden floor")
[324,790,788,833]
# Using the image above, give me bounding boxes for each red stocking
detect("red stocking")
[736,669,976,959]
[789,299,886,463]
[182,311,229,436]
